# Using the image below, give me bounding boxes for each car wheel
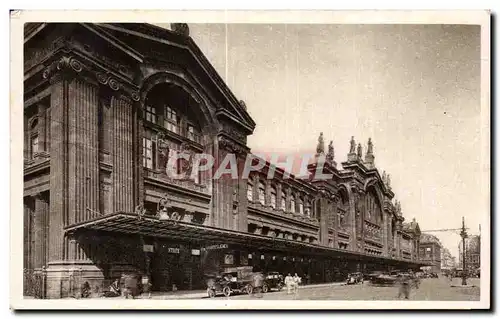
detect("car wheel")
[207,289,216,298]
[223,286,231,297]
[245,284,253,295]
[262,284,269,293]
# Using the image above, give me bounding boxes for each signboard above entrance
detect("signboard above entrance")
[143,244,154,252]
[201,244,229,251]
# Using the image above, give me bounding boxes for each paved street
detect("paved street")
[211,277,480,301]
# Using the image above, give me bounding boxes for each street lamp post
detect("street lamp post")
[460,217,468,286]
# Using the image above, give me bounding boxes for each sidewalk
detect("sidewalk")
[59,281,346,300]
[150,281,346,300]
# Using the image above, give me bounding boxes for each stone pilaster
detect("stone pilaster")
[112,95,135,214]
[37,104,47,152]
[49,78,68,263]
[67,78,100,224]
[382,212,389,256]
[237,155,248,232]
[33,193,49,269]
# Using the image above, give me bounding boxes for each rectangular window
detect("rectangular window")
[145,105,157,124]
[247,183,253,202]
[142,132,157,169]
[30,135,39,158]
[164,106,178,134]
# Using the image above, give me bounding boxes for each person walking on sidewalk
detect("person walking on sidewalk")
[285,273,294,294]
[293,273,302,295]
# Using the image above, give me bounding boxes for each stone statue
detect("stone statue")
[316,132,325,155]
[382,171,387,183]
[357,143,363,158]
[349,136,356,153]
[367,138,373,154]
[170,23,190,36]
[387,174,391,188]
[239,100,247,110]
[327,141,334,161]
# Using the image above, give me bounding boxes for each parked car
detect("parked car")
[206,270,269,297]
[206,272,249,298]
[264,272,284,292]
[346,272,364,285]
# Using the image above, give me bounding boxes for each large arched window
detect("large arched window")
[366,188,383,224]
[270,186,277,209]
[258,181,266,205]
[142,83,205,180]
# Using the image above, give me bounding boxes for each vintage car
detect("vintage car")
[346,272,364,285]
[368,272,400,286]
[206,266,268,297]
[264,272,284,291]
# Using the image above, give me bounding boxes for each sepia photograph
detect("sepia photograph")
[10,10,490,310]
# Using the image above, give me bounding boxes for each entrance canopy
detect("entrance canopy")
[64,212,427,268]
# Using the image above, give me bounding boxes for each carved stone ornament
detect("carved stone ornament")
[218,136,247,154]
[135,204,147,219]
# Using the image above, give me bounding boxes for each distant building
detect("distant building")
[459,235,480,273]
[419,234,442,273]
[440,247,457,270]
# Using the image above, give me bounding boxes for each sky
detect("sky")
[159,23,483,259]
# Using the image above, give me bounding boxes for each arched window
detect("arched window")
[258,181,266,205]
[290,195,296,214]
[270,186,277,209]
[247,180,253,202]
[281,190,286,211]
[366,188,382,224]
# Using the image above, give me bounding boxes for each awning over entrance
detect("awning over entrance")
[64,212,427,268]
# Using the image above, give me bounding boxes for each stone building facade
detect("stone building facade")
[419,234,442,273]
[23,23,424,298]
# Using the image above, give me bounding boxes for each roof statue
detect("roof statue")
[316,132,325,155]
[170,23,190,36]
[386,174,391,189]
[357,143,363,159]
[349,136,356,153]
[327,141,335,162]
[239,100,247,110]
[367,138,373,154]
[382,171,387,183]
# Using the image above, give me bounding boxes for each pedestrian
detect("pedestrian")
[285,273,293,294]
[293,273,302,295]
[252,272,265,298]
[397,274,411,299]
[141,276,152,299]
